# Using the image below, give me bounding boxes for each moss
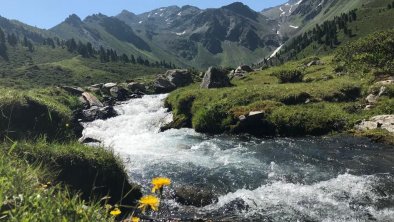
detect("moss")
[352,129,394,146]
[268,103,350,136]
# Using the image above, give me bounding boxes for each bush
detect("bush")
[271,69,304,83]
[335,29,394,73]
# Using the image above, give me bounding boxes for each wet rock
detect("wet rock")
[61,86,84,95]
[127,82,146,94]
[81,106,117,122]
[174,185,218,207]
[79,137,101,144]
[82,92,103,108]
[103,82,117,89]
[165,69,193,87]
[355,115,394,133]
[154,78,176,93]
[109,86,129,101]
[201,67,231,89]
[233,110,275,136]
[217,198,249,214]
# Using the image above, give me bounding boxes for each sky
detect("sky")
[0,0,287,29]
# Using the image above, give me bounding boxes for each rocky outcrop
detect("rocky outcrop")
[201,67,231,88]
[109,86,129,101]
[355,115,394,133]
[153,77,176,93]
[229,65,254,78]
[81,92,103,107]
[80,106,117,122]
[127,82,146,94]
[165,69,193,87]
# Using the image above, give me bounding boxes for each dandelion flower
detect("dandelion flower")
[131,217,140,222]
[110,208,121,216]
[151,177,171,193]
[138,195,160,212]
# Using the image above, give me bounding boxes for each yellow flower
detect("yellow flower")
[138,195,159,212]
[110,208,121,216]
[131,217,140,222]
[151,177,171,193]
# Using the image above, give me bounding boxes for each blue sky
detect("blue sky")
[0,0,287,29]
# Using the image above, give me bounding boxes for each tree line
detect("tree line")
[0,27,176,69]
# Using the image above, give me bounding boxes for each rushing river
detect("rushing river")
[82,94,394,221]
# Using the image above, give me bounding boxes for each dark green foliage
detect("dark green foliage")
[192,104,228,134]
[272,69,304,83]
[0,27,8,60]
[281,9,358,59]
[335,29,394,73]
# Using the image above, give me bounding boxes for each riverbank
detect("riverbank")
[165,30,394,144]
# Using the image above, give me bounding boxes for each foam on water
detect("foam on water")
[82,94,394,220]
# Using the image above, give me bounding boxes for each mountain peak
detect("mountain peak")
[221,2,258,19]
[65,14,82,25]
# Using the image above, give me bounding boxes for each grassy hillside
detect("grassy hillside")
[277,0,394,61]
[0,42,165,89]
[166,29,394,141]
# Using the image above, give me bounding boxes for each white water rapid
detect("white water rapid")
[82,95,394,221]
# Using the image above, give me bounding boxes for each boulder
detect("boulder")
[355,115,394,133]
[81,106,117,122]
[201,67,231,89]
[61,86,84,95]
[153,78,176,93]
[366,94,379,104]
[91,83,103,88]
[307,60,323,67]
[109,86,129,101]
[376,79,394,85]
[103,83,117,89]
[173,185,218,207]
[229,65,254,78]
[127,82,146,93]
[82,92,103,108]
[237,65,254,72]
[165,69,193,87]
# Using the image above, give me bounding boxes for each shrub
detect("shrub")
[335,29,394,73]
[271,69,304,83]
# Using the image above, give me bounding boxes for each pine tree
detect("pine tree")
[0,28,8,60]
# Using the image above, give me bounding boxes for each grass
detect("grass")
[0,44,165,89]
[166,48,393,136]
[0,87,79,140]
[0,145,115,222]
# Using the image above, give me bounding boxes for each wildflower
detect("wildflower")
[110,208,121,216]
[138,195,159,212]
[65,123,69,128]
[151,177,171,193]
[131,217,140,222]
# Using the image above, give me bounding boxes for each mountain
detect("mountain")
[1,0,393,71]
[49,2,281,68]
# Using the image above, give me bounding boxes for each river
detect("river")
[82,94,394,221]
